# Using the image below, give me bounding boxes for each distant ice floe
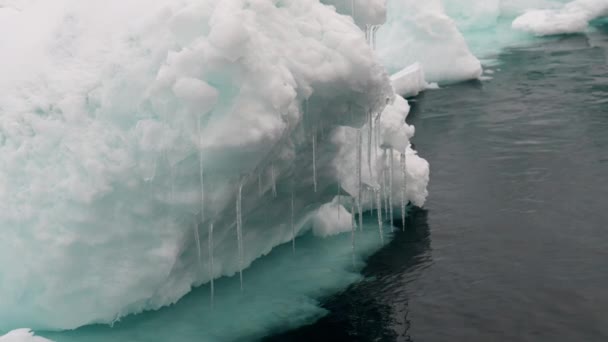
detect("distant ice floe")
[513,0,608,36]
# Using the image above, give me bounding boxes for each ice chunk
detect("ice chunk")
[512,0,608,36]
[377,0,483,83]
[312,201,353,237]
[0,0,410,331]
[390,63,434,98]
[0,329,52,342]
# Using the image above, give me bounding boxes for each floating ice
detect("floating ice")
[377,0,483,83]
[390,63,436,98]
[513,0,608,36]
[0,329,52,342]
[0,0,429,332]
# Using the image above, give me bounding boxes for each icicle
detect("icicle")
[373,114,380,168]
[372,25,380,50]
[198,117,205,223]
[376,188,384,244]
[194,224,202,270]
[291,189,296,253]
[271,164,277,198]
[350,200,356,266]
[401,151,407,231]
[258,173,262,197]
[367,111,373,179]
[389,147,394,230]
[312,130,317,193]
[356,129,363,231]
[195,115,205,273]
[208,222,215,307]
[337,180,341,221]
[236,181,244,291]
[382,149,388,219]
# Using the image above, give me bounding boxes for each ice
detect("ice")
[208,222,215,307]
[389,147,394,229]
[4,0,585,338]
[400,151,407,231]
[356,129,363,231]
[236,181,244,291]
[291,189,296,253]
[390,63,436,98]
[322,0,387,27]
[375,188,384,243]
[513,0,608,36]
[312,201,353,238]
[194,225,202,271]
[0,330,52,342]
[0,0,435,333]
[377,0,483,83]
[312,133,317,193]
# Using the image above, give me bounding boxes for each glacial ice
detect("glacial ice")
[0,0,428,333]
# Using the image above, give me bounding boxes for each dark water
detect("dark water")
[266,29,608,341]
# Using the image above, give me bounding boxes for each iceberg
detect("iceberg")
[0,0,429,333]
